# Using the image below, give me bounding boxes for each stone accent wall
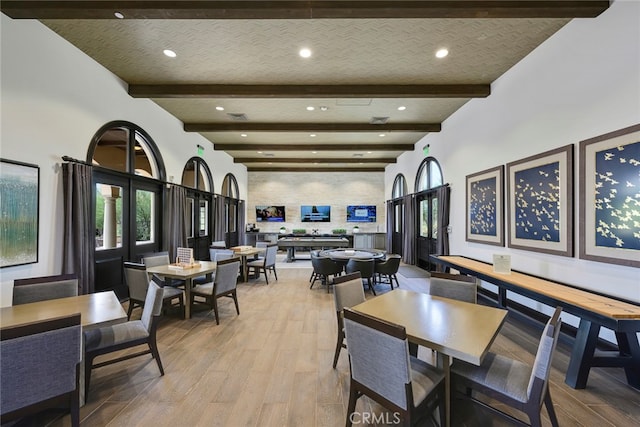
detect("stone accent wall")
[248,172,385,233]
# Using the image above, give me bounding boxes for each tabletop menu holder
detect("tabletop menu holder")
[492,254,511,274]
[169,247,200,269]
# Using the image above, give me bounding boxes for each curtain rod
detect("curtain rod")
[61,155,241,201]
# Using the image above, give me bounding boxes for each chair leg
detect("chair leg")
[264,268,269,284]
[148,339,165,376]
[232,290,240,315]
[332,329,344,369]
[544,391,559,427]
[212,296,220,325]
[84,356,94,401]
[346,384,360,427]
[126,300,134,320]
[272,266,278,281]
[179,294,185,319]
[70,386,80,427]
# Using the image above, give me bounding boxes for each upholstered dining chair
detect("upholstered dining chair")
[84,280,165,399]
[451,306,563,427]
[246,243,278,284]
[310,255,343,292]
[209,248,235,262]
[375,254,402,290]
[142,251,184,288]
[12,273,78,305]
[1,313,82,427]
[346,258,376,295]
[332,272,366,369]
[428,272,478,304]
[190,257,241,324]
[308,250,323,283]
[343,308,446,427]
[124,262,185,319]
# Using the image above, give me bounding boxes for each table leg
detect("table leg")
[436,352,451,427]
[184,278,192,319]
[566,319,599,388]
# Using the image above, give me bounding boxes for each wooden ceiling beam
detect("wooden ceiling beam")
[234,157,396,164]
[247,166,386,173]
[1,1,610,20]
[187,123,440,132]
[129,84,490,99]
[214,144,415,151]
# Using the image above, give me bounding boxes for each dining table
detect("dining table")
[146,260,217,319]
[1,291,128,406]
[352,289,508,427]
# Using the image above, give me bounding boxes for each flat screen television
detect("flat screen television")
[256,205,286,222]
[301,205,331,222]
[347,205,377,222]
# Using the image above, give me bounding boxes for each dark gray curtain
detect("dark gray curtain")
[402,194,416,265]
[386,200,393,252]
[166,185,187,263]
[214,195,226,242]
[436,185,451,256]
[62,162,94,295]
[238,200,246,245]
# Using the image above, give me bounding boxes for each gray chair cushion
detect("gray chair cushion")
[410,356,445,407]
[451,352,531,403]
[84,320,149,352]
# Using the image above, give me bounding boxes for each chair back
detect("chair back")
[527,306,562,403]
[214,257,241,295]
[12,274,78,305]
[124,262,150,301]
[1,313,81,418]
[142,252,170,268]
[211,241,227,248]
[141,281,164,332]
[333,272,366,313]
[256,241,268,249]
[343,308,412,410]
[315,256,343,276]
[428,272,478,304]
[264,243,278,267]
[375,254,401,274]
[346,258,375,278]
[211,248,234,262]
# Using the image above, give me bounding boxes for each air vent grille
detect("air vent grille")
[227,113,248,121]
[370,116,389,124]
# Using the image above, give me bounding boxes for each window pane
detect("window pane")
[135,190,155,244]
[229,203,237,232]
[417,165,427,192]
[429,161,443,188]
[419,199,429,237]
[186,198,194,238]
[95,183,123,250]
[133,133,159,178]
[432,198,438,239]
[93,128,128,172]
[199,200,209,236]
[198,168,208,192]
[182,160,196,188]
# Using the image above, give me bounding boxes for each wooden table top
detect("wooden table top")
[233,247,264,256]
[0,291,126,330]
[320,248,386,260]
[146,260,217,279]
[438,256,640,319]
[352,289,507,365]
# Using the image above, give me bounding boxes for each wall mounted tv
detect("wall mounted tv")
[347,205,377,222]
[301,205,331,222]
[256,205,286,222]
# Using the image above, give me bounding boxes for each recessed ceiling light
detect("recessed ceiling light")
[435,48,449,58]
[299,48,312,58]
[163,49,177,58]
[312,151,318,154]
[367,151,372,154]
[379,133,386,137]
[310,134,317,137]
[397,106,406,111]
[240,133,248,137]
[114,12,124,19]
[257,151,263,154]
[306,106,315,111]
[215,106,225,111]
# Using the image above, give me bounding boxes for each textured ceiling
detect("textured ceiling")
[2,1,610,172]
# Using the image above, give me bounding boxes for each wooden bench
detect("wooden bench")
[431,255,640,390]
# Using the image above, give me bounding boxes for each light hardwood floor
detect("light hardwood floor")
[33,261,640,426]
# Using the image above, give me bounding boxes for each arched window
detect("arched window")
[88,121,165,180]
[221,173,239,198]
[392,174,407,199]
[415,157,443,192]
[181,157,213,192]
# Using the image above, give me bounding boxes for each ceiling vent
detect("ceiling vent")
[263,153,275,157]
[227,113,248,121]
[352,153,364,157]
[370,116,389,124]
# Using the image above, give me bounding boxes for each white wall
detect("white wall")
[386,1,640,338]
[0,16,247,305]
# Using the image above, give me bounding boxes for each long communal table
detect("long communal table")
[431,255,640,390]
[277,236,349,262]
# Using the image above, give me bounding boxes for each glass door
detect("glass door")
[391,198,404,255]
[416,190,438,271]
[186,189,212,260]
